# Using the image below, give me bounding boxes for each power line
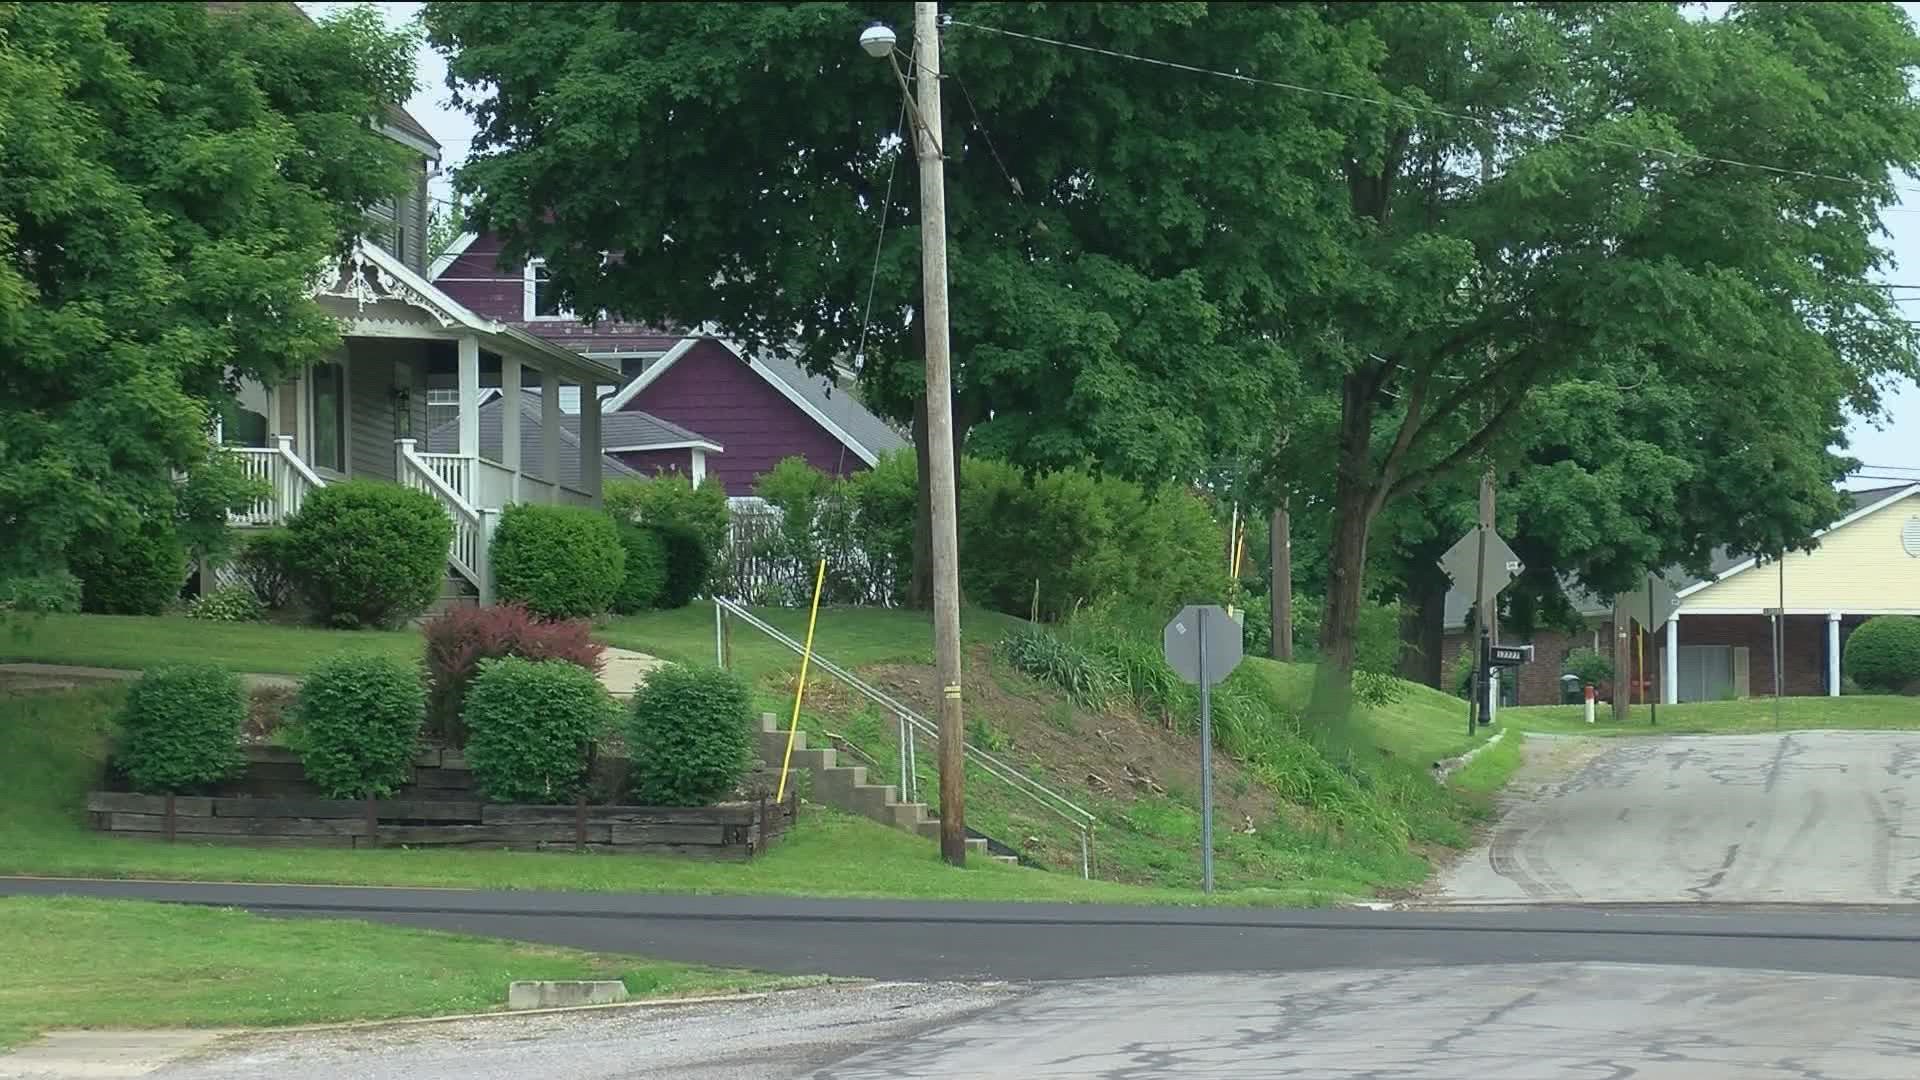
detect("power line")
[854,87,912,370]
[946,19,1920,202]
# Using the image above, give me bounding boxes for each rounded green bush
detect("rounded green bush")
[0,570,82,614]
[119,664,246,794]
[612,522,670,614]
[491,505,626,619]
[73,519,188,615]
[286,482,453,628]
[463,656,614,803]
[1845,615,1920,693]
[293,653,426,799]
[657,525,713,609]
[186,584,265,623]
[626,663,755,806]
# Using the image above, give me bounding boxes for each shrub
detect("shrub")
[626,663,756,806]
[657,525,714,608]
[186,584,265,622]
[293,654,426,798]
[72,518,188,615]
[1846,615,1920,693]
[997,625,1116,708]
[490,504,625,619]
[234,528,299,609]
[611,522,670,614]
[0,570,82,614]
[463,657,615,803]
[1564,647,1614,687]
[423,603,604,744]
[286,482,453,628]
[118,664,245,793]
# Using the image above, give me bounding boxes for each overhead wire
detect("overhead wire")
[944,18,1920,204]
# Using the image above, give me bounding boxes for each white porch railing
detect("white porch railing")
[397,439,495,602]
[224,435,326,527]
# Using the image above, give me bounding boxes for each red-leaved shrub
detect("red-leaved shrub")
[423,604,605,745]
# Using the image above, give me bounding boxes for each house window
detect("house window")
[524,259,573,321]
[310,361,346,473]
[220,378,271,448]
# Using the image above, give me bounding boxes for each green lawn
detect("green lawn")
[0,685,1235,906]
[1503,694,1920,735]
[1239,658,1487,766]
[1,613,419,675]
[0,896,796,1050]
[599,600,1029,683]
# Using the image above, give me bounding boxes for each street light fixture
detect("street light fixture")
[860,6,968,868]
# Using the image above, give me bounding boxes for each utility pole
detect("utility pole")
[1468,469,1496,728]
[1271,499,1293,661]
[910,1,967,867]
[1613,596,1632,723]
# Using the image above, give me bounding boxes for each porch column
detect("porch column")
[1664,615,1680,705]
[579,378,603,501]
[1828,612,1843,697]
[457,334,481,459]
[691,448,707,486]
[500,353,522,503]
[542,368,562,502]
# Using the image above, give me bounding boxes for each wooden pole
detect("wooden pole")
[1613,597,1632,723]
[1271,500,1292,661]
[913,0,967,867]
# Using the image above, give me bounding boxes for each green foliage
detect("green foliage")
[234,529,299,610]
[1563,647,1614,687]
[71,519,188,616]
[625,663,756,806]
[605,474,727,605]
[734,456,906,605]
[463,657,614,803]
[611,522,670,614]
[292,654,426,799]
[117,665,245,794]
[286,482,453,628]
[0,3,418,585]
[1845,616,1920,693]
[0,572,82,615]
[996,626,1116,708]
[422,604,604,745]
[1288,597,1404,676]
[490,504,625,619]
[186,585,264,623]
[173,451,264,566]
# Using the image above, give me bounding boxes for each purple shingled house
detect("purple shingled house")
[430,232,908,496]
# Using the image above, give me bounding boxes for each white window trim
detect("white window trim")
[522,258,576,322]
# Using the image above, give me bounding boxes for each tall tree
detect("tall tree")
[422,1,1364,605]
[1264,2,1920,715]
[0,3,418,581]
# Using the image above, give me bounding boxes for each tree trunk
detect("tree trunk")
[1400,571,1446,687]
[1310,374,1380,722]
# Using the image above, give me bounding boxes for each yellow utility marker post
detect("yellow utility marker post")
[775,560,829,803]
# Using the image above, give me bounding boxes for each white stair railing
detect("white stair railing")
[222,435,324,526]
[396,439,493,602]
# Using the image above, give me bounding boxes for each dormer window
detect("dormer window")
[523,259,574,321]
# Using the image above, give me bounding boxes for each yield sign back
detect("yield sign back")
[1439,528,1523,594]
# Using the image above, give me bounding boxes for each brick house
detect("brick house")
[429,232,908,497]
[1438,482,1920,706]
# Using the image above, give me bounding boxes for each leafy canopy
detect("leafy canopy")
[0,3,418,579]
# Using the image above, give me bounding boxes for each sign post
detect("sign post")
[1164,604,1243,894]
[1440,528,1523,737]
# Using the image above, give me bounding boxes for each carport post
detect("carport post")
[1828,613,1842,697]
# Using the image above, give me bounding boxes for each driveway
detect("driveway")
[1436,730,1920,905]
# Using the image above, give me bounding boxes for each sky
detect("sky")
[308,2,1920,488]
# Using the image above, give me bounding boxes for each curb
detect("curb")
[1432,728,1510,783]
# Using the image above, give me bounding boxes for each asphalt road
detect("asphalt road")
[10,876,1920,981]
[1437,730,1920,905]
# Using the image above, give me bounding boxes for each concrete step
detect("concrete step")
[991,854,1019,866]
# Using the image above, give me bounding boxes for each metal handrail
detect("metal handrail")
[713,596,1096,877]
